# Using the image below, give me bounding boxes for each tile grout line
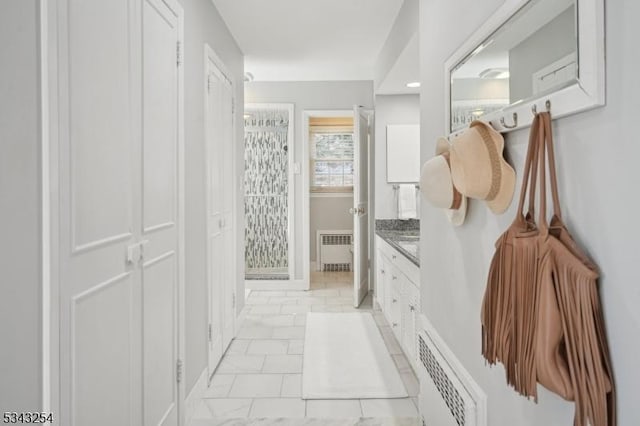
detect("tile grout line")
[226,374,237,398]
[278,372,285,397]
[247,398,255,418]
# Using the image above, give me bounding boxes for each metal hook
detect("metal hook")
[500,112,518,129]
[531,100,551,117]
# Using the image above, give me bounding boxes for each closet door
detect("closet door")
[205,59,225,376]
[205,48,235,376]
[220,74,236,347]
[57,1,141,425]
[141,0,183,425]
[55,0,184,424]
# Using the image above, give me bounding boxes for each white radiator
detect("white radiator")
[317,230,353,272]
[417,316,486,426]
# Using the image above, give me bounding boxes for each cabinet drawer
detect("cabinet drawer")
[376,236,419,285]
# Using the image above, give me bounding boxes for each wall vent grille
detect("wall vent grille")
[317,230,353,272]
[321,234,352,245]
[417,324,486,426]
[419,334,466,425]
[322,263,351,272]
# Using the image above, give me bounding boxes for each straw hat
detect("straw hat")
[420,138,467,226]
[449,121,516,214]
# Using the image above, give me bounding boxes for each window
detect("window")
[309,118,354,193]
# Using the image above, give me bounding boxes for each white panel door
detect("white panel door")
[141,0,183,425]
[205,47,236,376]
[57,0,140,425]
[56,0,184,425]
[205,62,225,374]
[352,106,370,307]
[220,73,236,348]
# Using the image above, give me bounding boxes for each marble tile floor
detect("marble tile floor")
[189,418,420,426]
[190,271,420,425]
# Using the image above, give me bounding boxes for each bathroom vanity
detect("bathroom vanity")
[375,220,420,371]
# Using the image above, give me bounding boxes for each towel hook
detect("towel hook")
[500,112,518,129]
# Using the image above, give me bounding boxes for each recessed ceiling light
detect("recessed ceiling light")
[406,81,421,88]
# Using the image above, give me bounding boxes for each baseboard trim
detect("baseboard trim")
[184,367,208,426]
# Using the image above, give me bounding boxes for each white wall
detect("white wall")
[0,0,42,412]
[420,0,640,424]
[309,196,353,262]
[374,0,418,91]
[180,0,244,392]
[374,94,420,219]
[245,81,374,279]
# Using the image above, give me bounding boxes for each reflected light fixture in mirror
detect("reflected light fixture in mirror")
[448,0,577,132]
[406,82,421,88]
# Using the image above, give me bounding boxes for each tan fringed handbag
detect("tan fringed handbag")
[481,112,615,426]
[481,113,542,397]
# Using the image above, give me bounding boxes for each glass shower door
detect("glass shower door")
[244,105,292,280]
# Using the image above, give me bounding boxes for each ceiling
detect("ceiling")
[376,33,419,95]
[212,0,404,81]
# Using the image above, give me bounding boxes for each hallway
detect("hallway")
[190,272,419,423]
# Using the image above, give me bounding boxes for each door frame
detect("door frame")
[203,43,237,378]
[244,103,298,290]
[302,109,365,290]
[41,0,186,423]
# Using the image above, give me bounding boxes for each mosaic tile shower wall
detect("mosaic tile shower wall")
[244,108,290,277]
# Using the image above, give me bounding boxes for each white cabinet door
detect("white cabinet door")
[402,283,420,368]
[376,249,386,310]
[389,271,402,340]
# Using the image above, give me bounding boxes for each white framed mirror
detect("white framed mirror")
[445,0,605,135]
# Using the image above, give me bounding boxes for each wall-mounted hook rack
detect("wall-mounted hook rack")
[500,112,518,129]
[532,100,552,116]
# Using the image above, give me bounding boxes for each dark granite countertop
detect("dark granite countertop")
[375,220,420,267]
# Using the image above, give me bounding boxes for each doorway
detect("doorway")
[303,108,372,307]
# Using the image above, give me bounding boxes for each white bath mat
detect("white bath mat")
[302,312,408,399]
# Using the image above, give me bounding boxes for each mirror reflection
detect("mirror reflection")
[450,0,577,132]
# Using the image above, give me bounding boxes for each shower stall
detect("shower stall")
[244,104,294,280]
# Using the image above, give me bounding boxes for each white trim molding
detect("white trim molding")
[444,0,605,135]
[302,109,355,290]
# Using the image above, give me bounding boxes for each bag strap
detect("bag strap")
[537,112,563,230]
[515,113,541,220]
[542,112,562,220]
